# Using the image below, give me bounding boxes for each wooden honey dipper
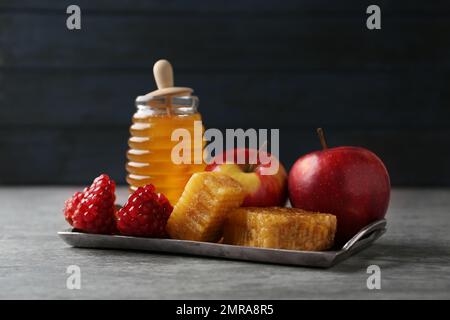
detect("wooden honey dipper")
[149,59,193,97]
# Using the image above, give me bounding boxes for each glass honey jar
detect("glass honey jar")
[126,60,205,205]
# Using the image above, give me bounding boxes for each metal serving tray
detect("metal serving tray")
[58,219,386,268]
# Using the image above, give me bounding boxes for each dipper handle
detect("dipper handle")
[153,59,174,89]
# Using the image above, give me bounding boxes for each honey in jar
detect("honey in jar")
[126,60,205,205]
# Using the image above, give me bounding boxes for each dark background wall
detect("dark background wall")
[0,0,449,186]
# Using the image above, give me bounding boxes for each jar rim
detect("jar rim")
[135,94,198,107]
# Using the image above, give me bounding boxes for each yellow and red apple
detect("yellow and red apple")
[205,148,288,206]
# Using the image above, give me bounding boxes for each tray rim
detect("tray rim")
[58,219,387,268]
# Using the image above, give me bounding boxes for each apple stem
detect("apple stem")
[317,128,328,150]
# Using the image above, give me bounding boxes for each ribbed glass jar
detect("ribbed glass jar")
[126,95,205,205]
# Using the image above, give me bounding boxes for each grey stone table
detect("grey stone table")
[0,187,449,299]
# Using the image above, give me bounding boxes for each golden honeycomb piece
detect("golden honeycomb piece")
[166,172,246,242]
[223,207,336,251]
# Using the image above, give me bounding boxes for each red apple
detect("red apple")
[288,129,390,245]
[205,148,288,207]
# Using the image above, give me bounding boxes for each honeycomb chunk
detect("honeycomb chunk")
[166,172,246,242]
[223,207,336,251]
